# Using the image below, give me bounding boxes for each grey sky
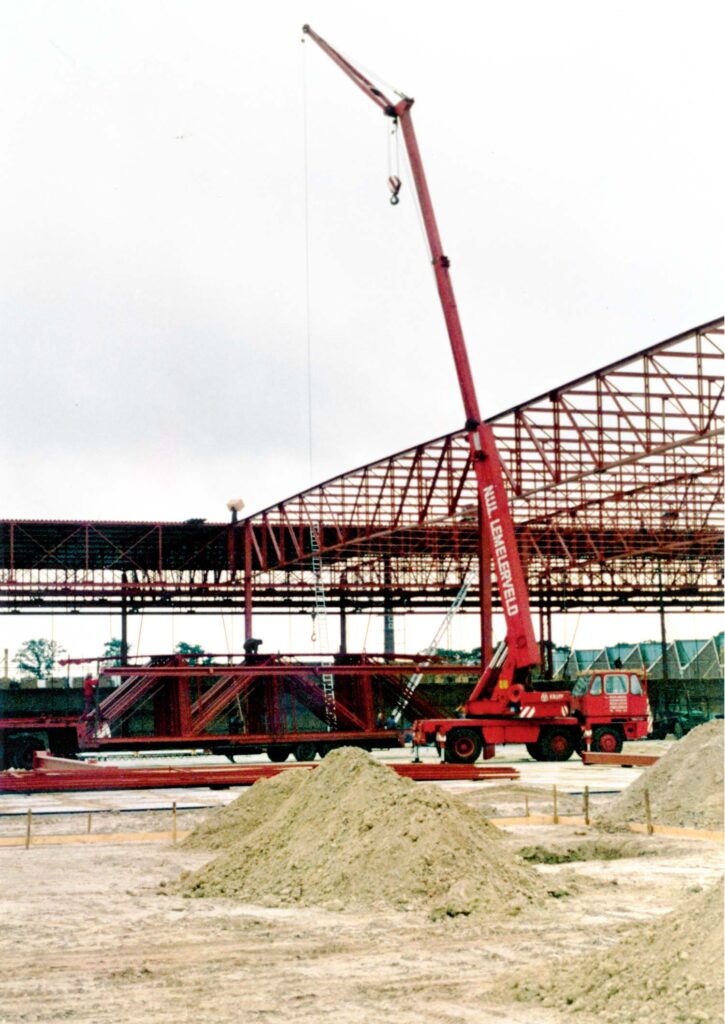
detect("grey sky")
[1,1,722,660]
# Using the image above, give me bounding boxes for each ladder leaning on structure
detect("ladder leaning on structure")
[309,525,338,730]
[392,571,475,724]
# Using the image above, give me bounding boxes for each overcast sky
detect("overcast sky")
[1,1,722,663]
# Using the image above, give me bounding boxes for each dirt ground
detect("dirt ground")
[0,788,722,1024]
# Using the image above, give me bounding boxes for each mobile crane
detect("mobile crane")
[303,25,651,762]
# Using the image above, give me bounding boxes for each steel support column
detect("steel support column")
[244,521,253,641]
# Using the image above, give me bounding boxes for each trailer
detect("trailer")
[0,653,458,770]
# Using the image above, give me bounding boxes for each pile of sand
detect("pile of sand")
[597,718,723,832]
[509,877,724,1024]
[178,747,542,917]
[183,768,307,851]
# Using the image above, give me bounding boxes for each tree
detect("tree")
[103,638,130,667]
[175,642,211,666]
[14,639,66,684]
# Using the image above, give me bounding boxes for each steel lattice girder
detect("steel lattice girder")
[0,318,722,614]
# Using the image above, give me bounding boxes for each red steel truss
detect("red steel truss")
[0,319,722,624]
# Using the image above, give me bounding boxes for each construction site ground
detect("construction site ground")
[1,740,722,1024]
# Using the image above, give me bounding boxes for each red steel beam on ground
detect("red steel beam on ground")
[581,752,660,767]
[0,761,518,793]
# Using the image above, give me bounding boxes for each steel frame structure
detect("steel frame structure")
[0,319,722,640]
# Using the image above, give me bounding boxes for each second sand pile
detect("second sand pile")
[509,877,724,1024]
[179,747,542,916]
[596,718,724,832]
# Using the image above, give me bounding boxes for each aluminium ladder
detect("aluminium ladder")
[392,571,475,724]
[309,525,338,729]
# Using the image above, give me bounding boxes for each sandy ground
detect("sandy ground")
[0,790,721,1024]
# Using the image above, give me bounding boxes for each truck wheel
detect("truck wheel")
[293,742,317,762]
[592,727,623,754]
[525,741,544,761]
[267,746,291,763]
[538,729,575,762]
[445,728,482,765]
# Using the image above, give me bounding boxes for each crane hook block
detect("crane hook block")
[388,175,402,205]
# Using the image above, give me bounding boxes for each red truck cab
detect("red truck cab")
[569,670,651,752]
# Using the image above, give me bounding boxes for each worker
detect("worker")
[375,711,385,729]
[385,713,397,731]
[435,727,446,763]
[82,673,99,718]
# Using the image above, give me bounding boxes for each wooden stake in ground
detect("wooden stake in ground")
[87,813,92,834]
[524,794,529,818]
[172,801,177,844]
[644,787,654,835]
[552,784,559,825]
[25,808,32,850]
[583,785,590,826]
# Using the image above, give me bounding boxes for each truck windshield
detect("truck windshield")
[571,677,589,696]
[604,674,628,694]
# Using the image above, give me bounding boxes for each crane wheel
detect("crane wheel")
[445,728,483,764]
[591,727,623,753]
[538,728,575,762]
[267,746,291,763]
[293,742,317,762]
[525,741,545,761]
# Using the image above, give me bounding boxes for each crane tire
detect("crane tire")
[538,728,575,761]
[525,741,545,761]
[592,727,623,754]
[445,728,483,765]
[267,746,291,763]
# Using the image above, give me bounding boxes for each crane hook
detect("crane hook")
[388,175,402,205]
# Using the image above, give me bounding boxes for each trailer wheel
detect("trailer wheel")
[267,746,291,763]
[525,741,544,761]
[538,728,575,762]
[592,727,623,754]
[8,735,46,770]
[293,742,317,762]
[672,720,685,740]
[445,728,482,765]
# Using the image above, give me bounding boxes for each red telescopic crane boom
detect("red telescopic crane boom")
[302,26,540,692]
